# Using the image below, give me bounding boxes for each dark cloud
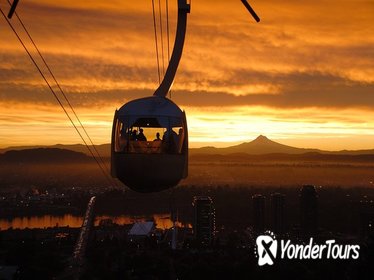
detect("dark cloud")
[173,87,374,110]
[1,0,373,110]
[0,85,152,107]
[18,1,151,33]
[1,69,374,110]
[0,52,159,84]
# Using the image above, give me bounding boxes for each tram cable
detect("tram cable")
[166,0,172,99]
[151,0,161,84]
[158,0,165,76]
[0,8,116,187]
[6,0,113,182]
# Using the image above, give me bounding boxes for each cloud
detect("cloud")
[1,0,374,148]
[1,0,373,109]
[1,63,374,109]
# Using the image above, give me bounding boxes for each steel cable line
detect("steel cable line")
[166,0,172,99]
[166,0,170,61]
[0,8,115,187]
[151,0,161,84]
[6,0,113,182]
[158,0,165,76]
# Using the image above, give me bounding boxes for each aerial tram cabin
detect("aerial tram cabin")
[111,96,188,192]
[111,0,191,192]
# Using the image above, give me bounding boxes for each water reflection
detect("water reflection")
[0,214,187,231]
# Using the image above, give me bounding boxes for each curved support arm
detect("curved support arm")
[154,0,190,98]
[7,0,19,19]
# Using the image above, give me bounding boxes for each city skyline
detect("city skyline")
[1,0,374,150]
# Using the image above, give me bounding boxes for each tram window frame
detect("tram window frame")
[115,116,185,154]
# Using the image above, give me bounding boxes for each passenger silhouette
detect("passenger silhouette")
[154,132,161,141]
[137,128,147,141]
[131,129,137,141]
[163,128,178,153]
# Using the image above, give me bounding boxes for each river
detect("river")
[0,214,184,231]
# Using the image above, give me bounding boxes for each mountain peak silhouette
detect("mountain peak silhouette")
[253,135,271,143]
[192,135,321,155]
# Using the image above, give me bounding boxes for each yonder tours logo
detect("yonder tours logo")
[255,231,360,266]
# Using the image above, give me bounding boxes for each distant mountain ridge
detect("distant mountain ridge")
[1,135,374,157]
[191,135,374,155]
[190,151,374,163]
[190,135,323,155]
[0,144,111,158]
[0,148,93,163]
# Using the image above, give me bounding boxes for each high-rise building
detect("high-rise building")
[270,193,286,235]
[193,196,216,245]
[252,194,266,233]
[300,185,318,236]
[359,199,374,238]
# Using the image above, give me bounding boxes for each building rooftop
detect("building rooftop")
[128,221,155,236]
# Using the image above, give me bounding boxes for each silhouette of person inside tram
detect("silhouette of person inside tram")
[154,132,161,141]
[163,128,178,153]
[137,128,147,141]
[130,129,137,141]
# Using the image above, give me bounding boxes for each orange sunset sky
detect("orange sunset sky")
[0,0,373,150]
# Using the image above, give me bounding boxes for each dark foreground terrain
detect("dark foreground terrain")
[0,185,373,279]
[1,147,374,279]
